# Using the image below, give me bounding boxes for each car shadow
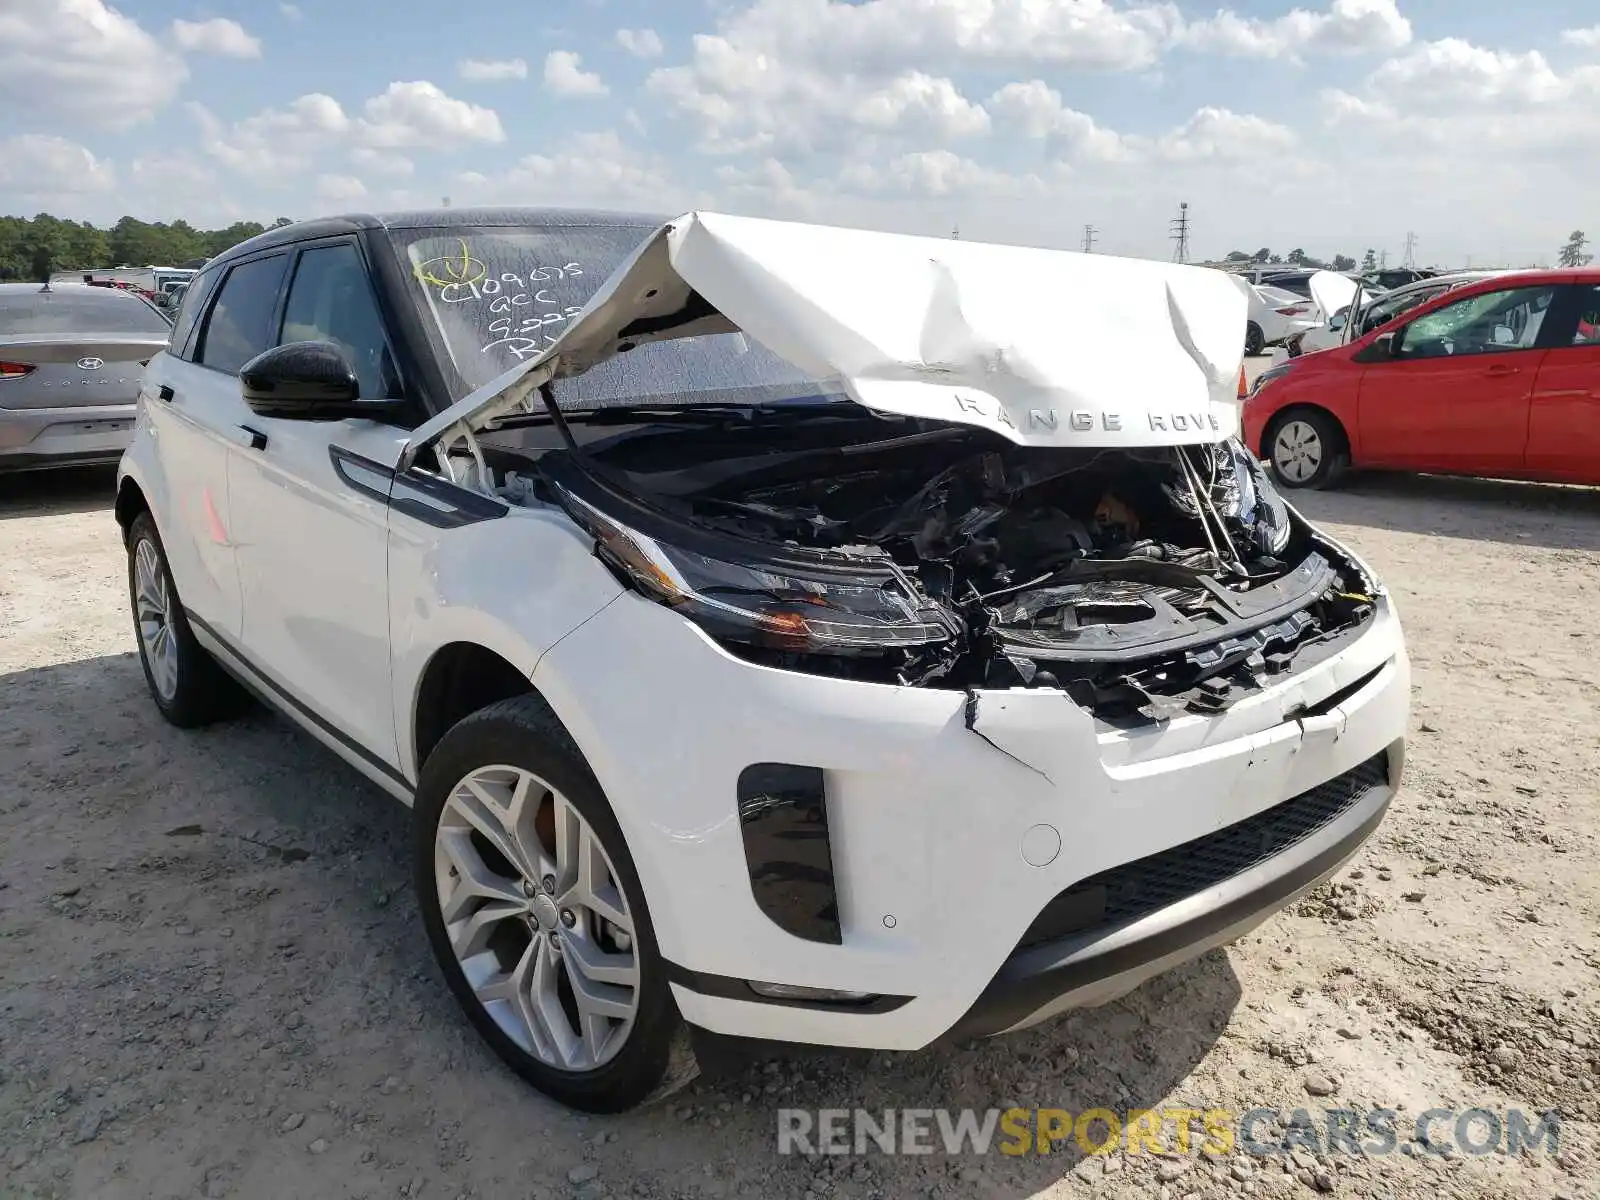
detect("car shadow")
[0,651,1239,1199]
[0,463,118,521]
[680,955,1240,1196]
[1291,471,1600,551]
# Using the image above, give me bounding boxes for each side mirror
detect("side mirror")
[240,341,404,422]
[1374,331,1398,357]
[1327,310,1346,332]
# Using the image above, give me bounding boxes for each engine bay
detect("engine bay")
[484,408,1378,721]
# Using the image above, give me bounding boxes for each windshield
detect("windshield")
[395,222,843,410]
[0,289,171,335]
[1358,286,1442,332]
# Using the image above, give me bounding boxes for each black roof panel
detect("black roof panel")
[208,206,669,268]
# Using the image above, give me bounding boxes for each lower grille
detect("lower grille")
[1018,753,1389,951]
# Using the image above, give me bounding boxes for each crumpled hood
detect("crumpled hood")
[404,211,1250,464]
[1308,270,1359,322]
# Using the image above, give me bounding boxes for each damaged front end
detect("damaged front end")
[531,423,1377,724]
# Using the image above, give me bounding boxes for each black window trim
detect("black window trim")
[1539,282,1600,351]
[171,264,225,361]
[191,249,294,377]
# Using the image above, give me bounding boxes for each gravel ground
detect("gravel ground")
[1,446,1597,1200]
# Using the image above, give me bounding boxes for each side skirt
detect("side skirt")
[185,610,416,806]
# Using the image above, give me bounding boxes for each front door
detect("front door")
[1356,284,1558,475]
[1526,283,1600,483]
[226,239,412,777]
[145,254,290,638]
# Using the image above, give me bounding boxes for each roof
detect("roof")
[0,281,150,298]
[206,206,668,269]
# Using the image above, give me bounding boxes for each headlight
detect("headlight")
[1249,361,1294,396]
[556,488,958,654]
[1227,439,1292,556]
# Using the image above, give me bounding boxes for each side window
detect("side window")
[1569,286,1600,345]
[168,268,219,360]
[197,255,290,374]
[1396,287,1555,359]
[280,243,397,399]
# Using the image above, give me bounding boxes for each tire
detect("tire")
[413,695,686,1112]
[1264,409,1349,490]
[126,511,247,727]
[1245,321,1266,356]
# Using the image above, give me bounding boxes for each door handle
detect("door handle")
[157,385,174,401]
[238,425,268,451]
[1485,364,1520,377]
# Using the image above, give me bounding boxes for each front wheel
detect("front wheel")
[1265,410,1349,489]
[413,696,688,1112]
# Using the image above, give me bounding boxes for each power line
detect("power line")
[1169,202,1190,264]
[1082,224,1098,254]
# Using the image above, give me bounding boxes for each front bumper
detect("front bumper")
[531,572,1409,1052]
[944,746,1395,1040]
[0,403,137,471]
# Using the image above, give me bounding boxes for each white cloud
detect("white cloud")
[190,81,500,181]
[458,57,528,81]
[988,81,1128,161]
[351,147,415,177]
[1561,26,1600,48]
[0,134,117,196]
[279,3,302,21]
[651,60,990,155]
[544,50,608,97]
[170,17,261,59]
[615,28,664,58]
[0,0,186,129]
[1180,0,1411,60]
[359,81,505,147]
[681,0,1180,75]
[1366,38,1564,105]
[316,174,368,205]
[841,149,1041,198]
[453,130,683,211]
[1151,107,1296,161]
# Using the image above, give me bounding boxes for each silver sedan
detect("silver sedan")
[0,282,173,473]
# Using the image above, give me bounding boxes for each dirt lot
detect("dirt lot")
[1,453,1597,1200]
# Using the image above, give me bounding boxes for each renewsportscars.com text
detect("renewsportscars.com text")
[776,1106,1561,1159]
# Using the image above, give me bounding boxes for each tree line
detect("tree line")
[0,213,294,282]
[1223,247,1363,272]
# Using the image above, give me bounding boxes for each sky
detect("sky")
[3,0,1599,267]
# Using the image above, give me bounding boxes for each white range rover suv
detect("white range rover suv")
[117,208,1409,1112]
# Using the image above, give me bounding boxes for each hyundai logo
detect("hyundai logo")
[77,357,104,371]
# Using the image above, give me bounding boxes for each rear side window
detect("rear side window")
[1569,285,1600,345]
[0,290,172,335]
[168,269,221,360]
[198,255,289,374]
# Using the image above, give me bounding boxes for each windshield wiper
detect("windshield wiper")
[489,397,856,431]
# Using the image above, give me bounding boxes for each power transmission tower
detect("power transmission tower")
[951,223,960,240]
[1403,231,1418,269]
[1379,248,1388,269]
[1169,202,1191,264]
[1082,224,1098,253]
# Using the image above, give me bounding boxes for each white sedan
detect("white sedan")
[1233,276,1320,355]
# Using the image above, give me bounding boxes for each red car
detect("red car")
[1243,268,1600,488]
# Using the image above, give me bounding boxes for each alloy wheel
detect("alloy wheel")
[1272,419,1323,485]
[134,537,179,701]
[433,765,640,1071]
